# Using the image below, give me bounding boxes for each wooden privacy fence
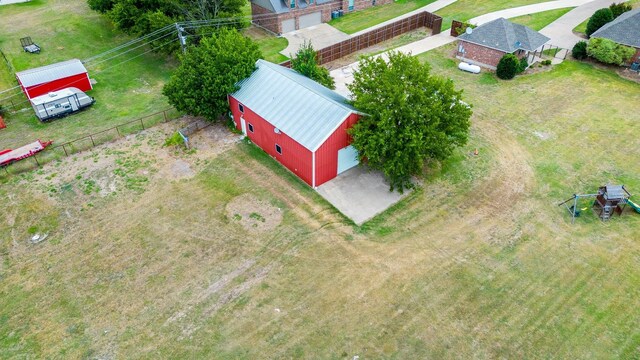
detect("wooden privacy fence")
[280,11,442,67]
[1,108,181,175]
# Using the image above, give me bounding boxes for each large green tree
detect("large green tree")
[290,42,335,89]
[347,52,472,191]
[162,28,261,121]
[88,0,246,36]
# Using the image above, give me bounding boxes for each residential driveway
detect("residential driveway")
[538,0,627,49]
[316,166,411,225]
[281,24,350,57]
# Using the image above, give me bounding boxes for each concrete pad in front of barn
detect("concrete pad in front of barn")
[316,166,411,225]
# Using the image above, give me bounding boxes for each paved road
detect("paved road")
[331,0,614,97]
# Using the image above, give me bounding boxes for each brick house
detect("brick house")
[590,7,640,66]
[251,0,393,34]
[455,18,550,70]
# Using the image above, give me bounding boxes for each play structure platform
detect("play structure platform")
[0,139,52,167]
[559,184,634,223]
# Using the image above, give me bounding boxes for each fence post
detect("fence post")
[116,126,121,137]
[33,154,40,167]
[90,135,95,147]
[163,110,167,122]
[62,144,68,156]
[140,118,145,130]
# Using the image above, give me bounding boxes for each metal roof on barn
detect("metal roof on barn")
[15,59,88,87]
[458,18,550,53]
[232,59,359,151]
[591,7,640,48]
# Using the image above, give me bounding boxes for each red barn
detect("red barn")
[229,60,363,188]
[15,59,92,99]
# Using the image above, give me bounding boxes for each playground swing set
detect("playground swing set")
[559,184,640,223]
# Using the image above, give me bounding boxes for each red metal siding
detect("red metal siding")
[314,113,360,187]
[229,95,314,185]
[21,73,92,99]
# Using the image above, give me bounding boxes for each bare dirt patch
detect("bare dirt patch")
[226,193,283,233]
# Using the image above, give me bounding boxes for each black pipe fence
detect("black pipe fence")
[1,108,181,176]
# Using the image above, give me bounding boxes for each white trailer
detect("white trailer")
[30,87,94,122]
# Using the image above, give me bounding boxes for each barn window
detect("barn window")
[238,103,244,113]
[248,123,254,133]
[275,144,282,154]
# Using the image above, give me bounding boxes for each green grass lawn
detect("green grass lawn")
[0,0,176,149]
[574,17,588,35]
[436,0,556,30]
[509,7,574,31]
[329,0,437,34]
[244,26,289,63]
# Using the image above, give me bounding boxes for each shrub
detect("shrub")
[496,54,519,80]
[0,104,5,117]
[586,8,614,37]
[572,41,588,60]
[164,132,184,147]
[541,59,552,66]
[609,2,632,18]
[517,57,528,73]
[587,37,636,65]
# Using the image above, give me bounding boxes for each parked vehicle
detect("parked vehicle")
[30,87,94,122]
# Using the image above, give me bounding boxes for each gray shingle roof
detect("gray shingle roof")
[232,59,358,151]
[15,59,88,87]
[251,0,290,14]
[458,17,550,53]
[591,7,640,48]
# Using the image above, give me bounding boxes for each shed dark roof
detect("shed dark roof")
[16,59,88,87]
[232,60,359,151]
[458,17,550,53]
[591,7,640,48]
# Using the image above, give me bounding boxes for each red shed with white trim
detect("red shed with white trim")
[16,59,92,99]
[229,60,362,188]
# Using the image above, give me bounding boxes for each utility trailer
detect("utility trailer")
[0,139,52,167]
[30,87,95,122]
[20,36,41,54]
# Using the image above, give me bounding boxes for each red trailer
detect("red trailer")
[0,139,52,167]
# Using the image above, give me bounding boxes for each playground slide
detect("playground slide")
[628,199,640,214]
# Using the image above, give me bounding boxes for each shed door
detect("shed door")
[337,145,359,174]
[299,12,322,29]
[281,18,295,33]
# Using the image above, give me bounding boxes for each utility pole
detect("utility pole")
[176,23,187,53]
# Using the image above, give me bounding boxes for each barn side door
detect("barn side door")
[240,117,247,135]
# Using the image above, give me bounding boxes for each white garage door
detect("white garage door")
[281,18,295,33]
[299,11,322,29]
[337,145,359,174]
